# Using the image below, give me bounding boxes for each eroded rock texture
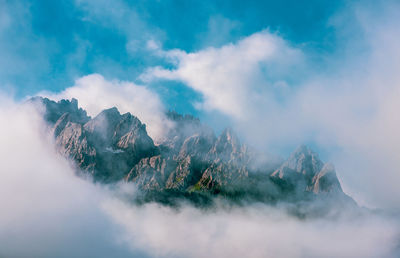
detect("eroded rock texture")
[32,97,356,209]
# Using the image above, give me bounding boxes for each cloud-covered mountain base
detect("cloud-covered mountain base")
[30,96,356,217]
[105,200,400,258]
[0,96,399,258]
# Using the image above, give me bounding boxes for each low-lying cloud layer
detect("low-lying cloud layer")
[106,201,400,258]
[0,94,399,258]
[0,96,130,257]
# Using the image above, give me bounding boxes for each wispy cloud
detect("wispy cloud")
[142,1,400,210]
[142,29,304,120]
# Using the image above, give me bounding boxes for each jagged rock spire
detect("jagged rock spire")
[32,96,353,207]
[271,145,342,194]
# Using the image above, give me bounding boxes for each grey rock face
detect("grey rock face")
[33,97,354,207]
[309,163,342,194]
[271,145,323,178]
[271,145,343,194]
[30,97,89,124]
[126,155,169,190]
[35,97,156,182]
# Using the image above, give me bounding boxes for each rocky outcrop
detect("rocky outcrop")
[35,97,156,182]
[270,145,342,195]
[33,97,355,208]
[308,163,342,194]
[30,97,89,124]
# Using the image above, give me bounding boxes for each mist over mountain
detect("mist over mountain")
[3,0,400,257]
[1,95,398,258]
[30,96,356,215]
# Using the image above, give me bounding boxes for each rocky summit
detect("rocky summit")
[31,97,356,210]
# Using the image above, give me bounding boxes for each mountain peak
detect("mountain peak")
[36,96,353,207]
[29,96,89,124]
[84,107,122,138]
[284,145,323,175]
[271,146,344,195]
[211,127,241,157]
[97,107,121,118]
[293,144,311,155]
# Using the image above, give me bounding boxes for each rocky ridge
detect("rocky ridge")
[31,97,356,209]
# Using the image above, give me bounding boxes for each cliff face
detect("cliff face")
[33,97,355,208]
[31,97,157,182]
[271,145,343,194]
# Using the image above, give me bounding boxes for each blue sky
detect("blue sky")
[0,0,390,153]
[1,0,344,104]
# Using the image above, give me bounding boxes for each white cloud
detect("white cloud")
[142,3,400,211]
[288,2,400,210]
[142,30,304,120]
[0,93,399,258]
[2,1,400,256]
[0,96,140,257]
[41,73,173,141]
[105,200,400,258]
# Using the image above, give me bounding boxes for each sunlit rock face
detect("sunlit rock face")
[33,97,355,210]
